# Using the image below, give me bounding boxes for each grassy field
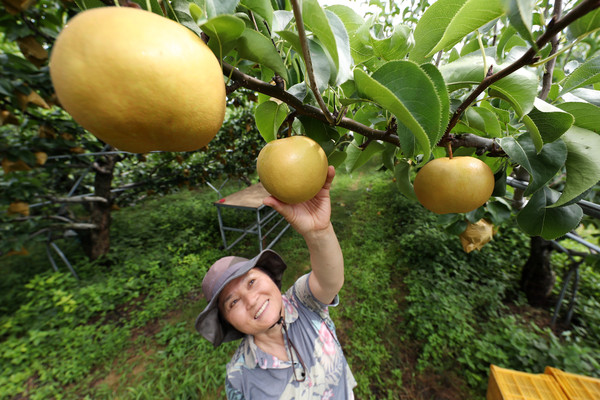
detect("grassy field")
[1,168,599,399]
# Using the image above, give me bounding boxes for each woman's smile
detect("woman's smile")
[254,299,269,319]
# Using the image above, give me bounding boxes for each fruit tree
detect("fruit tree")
[1,0,600,304]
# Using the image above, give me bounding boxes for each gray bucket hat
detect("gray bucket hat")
[195,249,287,347]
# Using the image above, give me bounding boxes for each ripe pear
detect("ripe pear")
[413,156,494,214]
[50,7,226,153]
[257,136,328,204]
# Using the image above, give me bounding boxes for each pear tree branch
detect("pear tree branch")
[46,196,109,204]
[289,0,335,125]
[539,0,563,101]
[440,0,600,144]
[222,62,400,146]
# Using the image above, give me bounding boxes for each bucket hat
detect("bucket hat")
[195,249,287,347]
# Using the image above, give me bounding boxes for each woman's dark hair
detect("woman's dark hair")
[218,310,240,335]
[255,265,278,285]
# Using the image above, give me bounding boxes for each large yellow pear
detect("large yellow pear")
[49,7,226,153]
[413,156,495,214]
[257,136,328,204]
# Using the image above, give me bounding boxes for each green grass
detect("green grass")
[1,169,599,399]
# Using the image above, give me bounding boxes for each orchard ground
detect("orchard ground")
[1,167,599,399]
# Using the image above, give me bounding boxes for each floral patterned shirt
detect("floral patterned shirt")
[225,273,357,399]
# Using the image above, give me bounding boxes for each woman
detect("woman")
[195,166,356,399]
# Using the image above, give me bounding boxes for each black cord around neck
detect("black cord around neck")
[269,316,284,329]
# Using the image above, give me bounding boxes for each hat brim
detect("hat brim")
[195,249,287,347]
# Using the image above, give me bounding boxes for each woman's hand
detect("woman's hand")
[263,166,335,237]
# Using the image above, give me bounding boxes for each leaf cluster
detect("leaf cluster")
[2,0,600,257]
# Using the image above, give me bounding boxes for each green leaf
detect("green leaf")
[344,140,385,173]
[480,100,511,124]
[421,63,450,145]
[302,0,339,74]
[567,6,600,39]
[189,3,204,22]
[394,160,417,200]
[202,0,240,19]
[550,126,600,208]
[354,61,443,163]
[136,0,164,15]
[237,28,289,81]
[271,10,293,32]
[371,24,414,61]
[496,25,528,60]
[328,150,347,168]
[466,207,486,223]
[555,102,600,133]
[325,10,353,85]
[559,55,600,96]
[201,15,246,58]
[445,219,469,235]
[449,48,461,63]
[278,31,330,91]
[487,199,512,224]
[460,36,481,57]
[74,0,107,10]
[410,0,504,63]
[521,114,544,152]
[254,101,288,142]
[501,0,536,48]
[492,166,507,197]
[526,98,574,143]
[298,116,339,152]
[499,134,567,196]
[326,5,372,65]
[169,0,205,37]
[382,142,397,171]
[465,107,502,137]
[353,104,386,132]
[396,123,417,159]
[440,54,538,116]
[240,0,274,28]
[201,15,246,40]
[517,187,583,240]
[568,88,600,106]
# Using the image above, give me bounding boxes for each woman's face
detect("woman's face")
[218,268,283,336]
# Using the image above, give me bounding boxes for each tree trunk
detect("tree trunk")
[80,153,117,261]
[521,236,556,307]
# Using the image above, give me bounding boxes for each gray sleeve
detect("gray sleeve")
[287,273,340,321]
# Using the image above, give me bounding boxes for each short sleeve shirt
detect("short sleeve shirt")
[225,273,357,399]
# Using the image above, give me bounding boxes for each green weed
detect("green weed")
[2,170,599,399]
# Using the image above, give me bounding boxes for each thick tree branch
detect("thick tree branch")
[49,215,75,224]
[222,62,400,146]
[92,161,113,174]
[50,223,98,230]
[451,134,504,156]
[539,0,563,101]
[290,0,335,125]
[442,0,600,141]
[47,196,109,204]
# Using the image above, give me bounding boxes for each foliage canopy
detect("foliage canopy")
[2,0,600,258]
